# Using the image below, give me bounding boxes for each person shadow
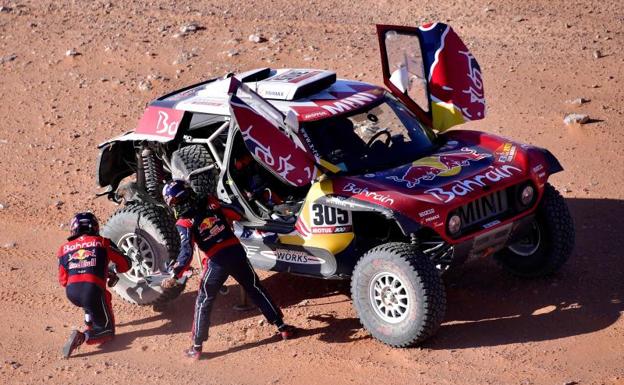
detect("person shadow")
[75,196,623,356]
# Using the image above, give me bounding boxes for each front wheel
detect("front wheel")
[351,242,446,347]
[102,203,184,305]
[496,183,575,277]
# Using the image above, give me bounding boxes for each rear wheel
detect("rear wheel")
[102,203,184,305]
[351,242,446,347]
[496,183,574,277]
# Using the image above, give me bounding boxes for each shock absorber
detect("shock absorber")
[141,147,165,201]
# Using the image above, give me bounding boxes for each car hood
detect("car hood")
[329,130,551,222]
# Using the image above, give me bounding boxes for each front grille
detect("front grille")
[447,183,534,238]
[457,189,509,228]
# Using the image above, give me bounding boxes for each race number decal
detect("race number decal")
[309,204,352,234]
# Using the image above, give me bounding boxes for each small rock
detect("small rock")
[45,326,54,332]
[258,319,265,326]
[592,50,602,59]
[0,6,12,13]
[3,242,16,249]
[483,6,494,12]
[0,54,17,64]
[248,33,266,43]
[513,16,526,22]
[565,97,590,106]
[180,23,201,34]
[65,49,79,57]
[227,49,239,57]
[0,203,6,209]
[564,187,572,193]
[140,345,148,351]
[54,200,64,208]
[563,113,589,125]
[138,80,152,91]
[172,51,197,65]
[11,362,21,369]
[563,381,578,385]
[0,139,7,144]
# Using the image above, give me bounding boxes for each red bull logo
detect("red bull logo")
[387,147,490,188]
[70,249,96,261]
[68,249,98,270]
[199,216,219,233]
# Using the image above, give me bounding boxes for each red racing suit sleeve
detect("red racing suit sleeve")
[173,218,194,278]
[57,246,68,287]
[207,195,242,224]
[105,238,132,273]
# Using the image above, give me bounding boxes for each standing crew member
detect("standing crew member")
[57,212,131,358]
[161,180,296,360]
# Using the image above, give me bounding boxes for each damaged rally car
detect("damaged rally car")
[96,23,574,347]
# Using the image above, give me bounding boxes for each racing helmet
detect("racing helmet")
[162,179,195,218]
[69,212,99,239]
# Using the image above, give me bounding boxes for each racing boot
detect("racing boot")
[278,324,297,340]
[183,345,202,361]
[62,330,86,358]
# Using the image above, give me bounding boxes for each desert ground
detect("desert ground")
[0,0,623,384]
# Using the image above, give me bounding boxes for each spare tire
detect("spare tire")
[171,145,218,199]
[102,203,184,305]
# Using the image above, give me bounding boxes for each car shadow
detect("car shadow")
[425,197,624,349]
[94,197,623,353]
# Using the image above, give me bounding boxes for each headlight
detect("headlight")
[448,214,462,235]
[520,185,535,206]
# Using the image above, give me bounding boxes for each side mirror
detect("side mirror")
[389,65,409,94]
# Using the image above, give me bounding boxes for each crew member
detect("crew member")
[57,212,131,358]
[161,180,296,360]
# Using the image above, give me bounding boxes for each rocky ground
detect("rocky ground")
[0,0,623,384]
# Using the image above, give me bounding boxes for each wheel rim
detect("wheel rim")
[508,221,542,256]
[118,233,156,282]
[369,272,410,324]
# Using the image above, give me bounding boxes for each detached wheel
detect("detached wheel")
[171,145,218,199]
[496,183,575,277]
[102,203,184,305]
[351,242,446,347]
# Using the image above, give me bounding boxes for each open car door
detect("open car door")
[376,23,486,132]
[228,81,318,187]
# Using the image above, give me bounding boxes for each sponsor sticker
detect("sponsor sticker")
[387,147,490,188]
[425,165,522,203]
[342,182,395,205]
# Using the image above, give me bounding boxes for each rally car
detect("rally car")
[96,23,574,347]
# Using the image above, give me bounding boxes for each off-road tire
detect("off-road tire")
[351,242,446,347]
[496,183,574,277]
[173,145,218,199]
[102,203,184,305]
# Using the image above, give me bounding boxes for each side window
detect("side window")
[383,30,429,112]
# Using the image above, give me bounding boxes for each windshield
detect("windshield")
[301,94,436,174]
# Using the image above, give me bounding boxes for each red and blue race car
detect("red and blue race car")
[96,23,574,347]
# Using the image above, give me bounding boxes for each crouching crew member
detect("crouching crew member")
[161,180,297,360]
[57,212,131,358]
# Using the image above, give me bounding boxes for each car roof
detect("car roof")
[150,68,385,122]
